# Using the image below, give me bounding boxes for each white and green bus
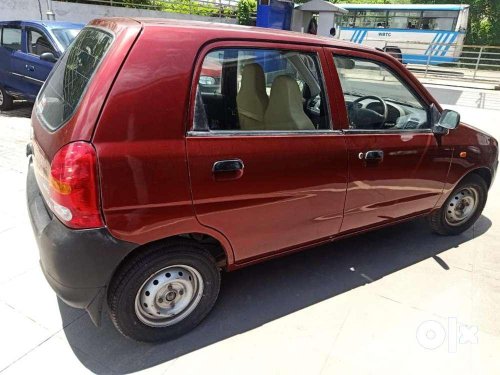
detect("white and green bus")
[336,4,470,65]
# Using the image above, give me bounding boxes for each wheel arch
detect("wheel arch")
[111,231,233,279]
[434,165,492,211]
[469,167,493,189]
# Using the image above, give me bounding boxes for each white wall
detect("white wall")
[0,0,237,25]
[0,0,44,20]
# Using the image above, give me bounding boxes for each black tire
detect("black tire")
[107,239,220,342]
[0,85,14,111]
[428,174,487,235]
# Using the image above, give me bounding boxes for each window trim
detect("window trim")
[342,128,432,135]
[332,53,433,134]
[187,129,343,137]
[188,41,335,136]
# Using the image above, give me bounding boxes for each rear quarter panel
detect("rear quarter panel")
[92,25,234,263]
[32,18,142,160]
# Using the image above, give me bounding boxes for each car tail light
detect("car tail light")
[49,142,104,229]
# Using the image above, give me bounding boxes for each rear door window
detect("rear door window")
[36,27,113,131]
[194,48,331,132]
[1,27,22,51]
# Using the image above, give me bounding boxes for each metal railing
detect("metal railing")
[361,39,500,86]
[57,0,239,18]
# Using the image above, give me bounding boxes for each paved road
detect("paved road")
[0,101,499,374]
[426,85,500,111]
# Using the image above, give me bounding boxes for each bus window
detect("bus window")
[421,11,458,31]
[340,14,356,28]
[387,11,422,29]
[354,10,388,28]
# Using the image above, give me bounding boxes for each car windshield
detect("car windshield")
[51,28,81,50]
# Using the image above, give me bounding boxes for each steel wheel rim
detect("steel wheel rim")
[445,187,479,226]
[134,265,204,327]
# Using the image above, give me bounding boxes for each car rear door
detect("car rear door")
[0,24,25,96]
[325,48,452,233]
[186,42,348,264]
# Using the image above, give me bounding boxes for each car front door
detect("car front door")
[187,42,348,264]
[13,26,57,100]
[326,49,452,233]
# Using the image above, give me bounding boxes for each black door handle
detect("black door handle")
[25,65,35,72]
[364,150,384,161]
[212,159,244,173]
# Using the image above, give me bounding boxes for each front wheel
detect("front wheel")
[428,174,487,235]
[0,85,13,111]
[108,240,220,342]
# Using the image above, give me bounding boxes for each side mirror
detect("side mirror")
[40,52,57,63]
[432,106,460,135]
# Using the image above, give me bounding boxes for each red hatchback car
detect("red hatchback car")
[27,18,498,342]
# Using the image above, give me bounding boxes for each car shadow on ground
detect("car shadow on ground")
[0,102,33,118]
[59,215,492,374]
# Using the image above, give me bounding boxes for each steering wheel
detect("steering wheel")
[350,95,388,129]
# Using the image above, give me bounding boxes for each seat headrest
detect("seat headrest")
[239,63,266,97]
[237,63,269,129]
[267,75,304,115]
[264,75,314,130]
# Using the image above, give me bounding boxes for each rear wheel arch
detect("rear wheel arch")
[108,232,231,287]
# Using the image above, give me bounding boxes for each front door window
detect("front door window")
[334,56,429,131]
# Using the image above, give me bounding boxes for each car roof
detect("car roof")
[0,20,84,29]
[130,18,376,52]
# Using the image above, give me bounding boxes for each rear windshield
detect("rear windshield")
[36,27,113,131]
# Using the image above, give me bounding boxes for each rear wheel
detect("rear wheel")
[0,85,13,111]
[108,240,220,342]
[428,174,487,235]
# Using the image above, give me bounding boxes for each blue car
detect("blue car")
[0,20,83,110]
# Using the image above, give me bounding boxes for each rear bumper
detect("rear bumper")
[26,159,137,325]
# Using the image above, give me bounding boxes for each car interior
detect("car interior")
[28,31,54,56]
[195,50,429,132]
[334,56,429,131]
[195,49,330,131]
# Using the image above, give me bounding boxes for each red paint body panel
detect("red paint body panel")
[32,18,142,159]
[434,122,498,208]
[30,19,498,272]
[340,132,451,232]
[186,134,348,263]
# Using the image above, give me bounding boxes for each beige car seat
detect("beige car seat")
[236,63,269,130]
[264,75,314,131]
